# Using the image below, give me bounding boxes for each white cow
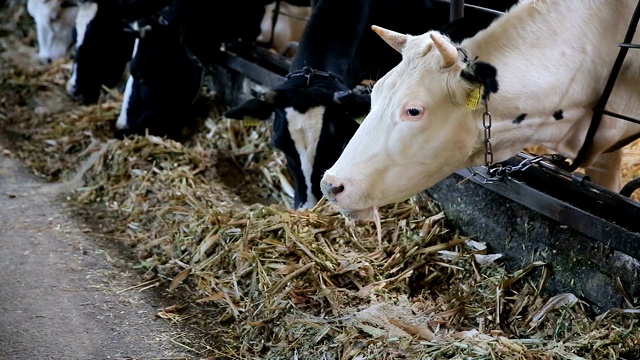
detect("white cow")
[256,1,311,56]
[321,0,640,219]
[27,0,78,63]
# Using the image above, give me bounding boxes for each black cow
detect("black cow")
[66,0,172,105]
[115,0,272,138]
[223,0,508,210]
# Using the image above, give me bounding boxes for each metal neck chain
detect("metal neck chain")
[459,48,557,183]
[482,97,493,171]
[476,97,550,183]
[286,66,342,86]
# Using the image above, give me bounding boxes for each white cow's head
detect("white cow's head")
[321,26,498,219]
[27,0,78,63]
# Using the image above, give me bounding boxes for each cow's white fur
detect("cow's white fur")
[27,0,78,62]
[65,1,98,94]
[116,38,140,130]
[287,106,324,209]
[257,1,310,56]
[323,0,640,217]
[73,1,97,46]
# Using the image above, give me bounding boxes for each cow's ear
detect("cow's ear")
[224,98,275,121]
[334,90,371,118]
[460,61,498,100]
[123,23,153,39]
[345,93,371,118]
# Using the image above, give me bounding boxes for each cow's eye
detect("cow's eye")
[406,108,422,117]
[401,102,425,122]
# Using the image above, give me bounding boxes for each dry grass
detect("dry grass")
[1,4,639,359]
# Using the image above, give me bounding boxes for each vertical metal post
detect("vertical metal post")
[450,0,464,21]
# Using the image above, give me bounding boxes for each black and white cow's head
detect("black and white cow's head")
[224,68,371,209]
[115,18,204,138]
[66,0,137,104]
[27,0,78,63]
[115,0,268,138]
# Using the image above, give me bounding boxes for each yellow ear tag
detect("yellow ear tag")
[466,87,480,110]
[242,117,261,127]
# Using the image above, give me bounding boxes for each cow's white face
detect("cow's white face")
[286,106,324,209]
[66,1,98,94]
[321,28,487,219]
[27,0,78,63]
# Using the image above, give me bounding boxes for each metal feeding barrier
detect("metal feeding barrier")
[454,0,640,254]
[431,0,640,247]
[215,0,640,261]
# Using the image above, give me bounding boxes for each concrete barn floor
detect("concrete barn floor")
[0,136,197,360]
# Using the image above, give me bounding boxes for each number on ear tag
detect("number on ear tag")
[466,88,480,110]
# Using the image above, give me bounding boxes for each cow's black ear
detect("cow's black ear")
[224,98,275,121]
[460,61,498,100]
[333,90,352,104]
[343,93,371,118]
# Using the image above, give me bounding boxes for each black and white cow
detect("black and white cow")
[115,0,271,138]
[223,0,506,209]
[66,0,172,104]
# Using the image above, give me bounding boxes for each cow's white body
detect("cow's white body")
[257,1,311,56]
[321,0,640,218]
[27,0,78,63]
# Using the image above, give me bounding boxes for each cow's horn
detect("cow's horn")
[372,25,407,53]
[430,32,457,68]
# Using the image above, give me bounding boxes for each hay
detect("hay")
[1,4,639,359]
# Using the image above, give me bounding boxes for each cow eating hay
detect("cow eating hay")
[2,2,640,358]
[322,0,640,219]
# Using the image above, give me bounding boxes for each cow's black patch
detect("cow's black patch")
[553,109,564,120]
[513,113,527,124]
[460,61,499,100]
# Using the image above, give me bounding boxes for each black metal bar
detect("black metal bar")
[450,0,464,22]
[619,43,640,49]
[464,3,504,16]
[219,51,286,89]
[432,0,503,16]
[594,108,640,125]
[566,0,640,172]
[620,177,640,197]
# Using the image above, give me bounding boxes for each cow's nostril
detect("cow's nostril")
[321,179,345,201]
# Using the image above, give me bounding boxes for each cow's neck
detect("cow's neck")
[460,0,640,165]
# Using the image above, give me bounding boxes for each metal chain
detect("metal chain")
[481,96,496,174]
[469,155,549,184]
[482,104,493,170]
[475,97,551,183]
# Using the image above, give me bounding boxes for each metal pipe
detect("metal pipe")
[450,0,464,22]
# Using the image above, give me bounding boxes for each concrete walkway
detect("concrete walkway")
[0,141,196,360]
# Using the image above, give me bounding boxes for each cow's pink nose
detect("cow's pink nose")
[320,176,344,201]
